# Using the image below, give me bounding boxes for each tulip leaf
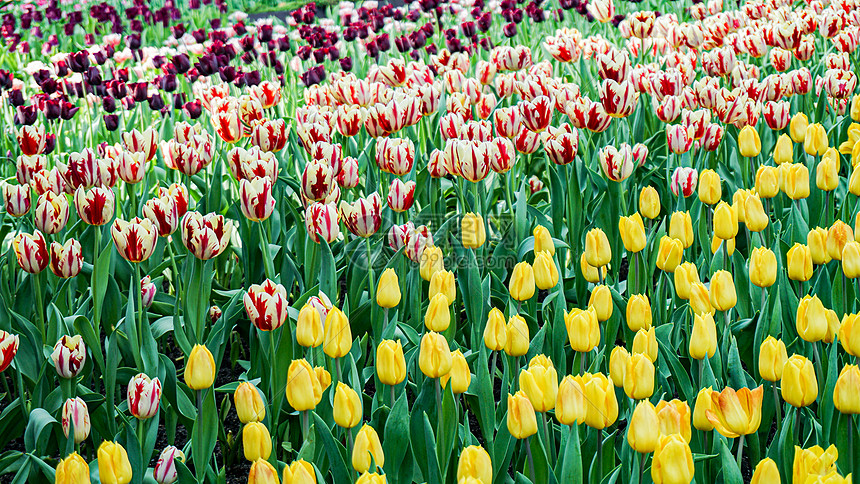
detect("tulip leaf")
[559,424,582,484]
[436,383,457,481]
[190,388,218,482]
[318,239,336,303]
[312,412,352,484]
[422,412,442,484]
[383,392,410,471]
[718,439,743,484]
[23,408,56,455]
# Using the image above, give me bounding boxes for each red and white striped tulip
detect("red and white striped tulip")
[376,138,415,176]
[513,126,542,154]
[111,217,158,263]
[588,0,615,23]
[239,176,276,222]
[491,137,517,172]
[31,167,67,196]
[763,101,791,131]
[154,446,185,484]
[122,128,159,162]
[250,81,281,109]
[62,397,90,444]
[74,186,115,226]
[248,118,287,154]
[143,195,180,237]
[17,125,47,156]
[159,183,189,218]
[51,335,86,379]
[34,191,69,234]
[387,179,416,212]
[305,202,340,244]
[671,167,699,197]
[226,146,279,182]
[520,96,553,132]
[340,193,383,238]
[0,331,19,373]
[50,239,83,278]
[494,106,522,139]
[118,150,146,184]
[13,231,48,273]
[600,79,638,118]
[700,124,725,151]
[335,105,366,137]
[655,96,682,123]
[141,276,156,309]
[337,157,360,189]
[3,183,30,217]
[543,129,579,166]
[682,109,711,139]
[599,144,635,182]
[632,143,649,167]
[128,373,162,419]
[596,50,629,82]
[212,110,244,143]
[666,125,695,154]
[244,279,289,331]
[310,141,344,176]
[302,159,334,202]
[16,154,47,185]
[180,212,232,260]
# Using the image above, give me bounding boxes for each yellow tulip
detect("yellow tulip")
[656,399,692,442]
[632,327,658,362]
[355,472,386,484]
[376,339,406,386]
[419,332,452,378]
[706,386,764,437]
[424,293,451,332]
[483,308,507,351]
[698,169,722,205]
[656,236,683,272]
[286,359,322,411]
[609,346,629,387]
[624,353,655,400]
[782,354,818,407]
[234,382,265,424]
[556,375,587,425]
[759,336,788,382]
[419,245,444,281]
[242,422,272,461]
[797,295,828,343]
[744,194,768,232]
[507,391,538,439]
[441,349,472,394]
[785,163,810,200]
[184,344,216,390]
[98,441,133,484]
[428,269,456,303]
[804,123,829,156]
[751,458,781,484]
[461,212,486,249]
[733,189,750,224]
[669,211,694,248]
[816,151,839,191]
[565,307,600,353]
[839,313,860,356]
[323,307,352,358]
[755,165,779,198]
[619,213,646,253]
[790,112,808,143]
[834,364,860,414]
[296,304,323,348]
[793,445,838,483]
[739,125,762,157]
[376,268,401,308]
[787,243,814,281]
[504,315,530,357]
[315,367,331,393]
[580,253,607,283]
[673,262,699,300]
[282,460,316,484]
[824,309,840,344]
[508,261,536,301]
[774,133,794,164]
[852,95,860,122]
[576,372,618,429]
[626,294,652,331]
[713,201,738,240]
[850,168,860,196]
[627,401,659,453]
[533,251,559,289]
[584,228,611,267]
[808,227,831,265]
[689,282,714,316]
[689,312,717,360]
[639,186,661,219]
[827,220,855,261]
[843,241,860,278]
[692,387,714,431]
[518,355,558,412]
[352,424,384,473]
[854,142,860,168]
[709,270,737,312]
[750,247,777,288]
[588,285,613,322]
[710,235,735,257]
[651,435,694,484]
[457,445,492,484]
[333,382,362,429]
[248,460,279,484]
[533,225,555,255]
[843,124,860,154]
[56,453,90,484]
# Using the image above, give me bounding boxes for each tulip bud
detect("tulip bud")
[669,211,694,248]
[461,212,486,248]
[62,397,91,444]
[578,372,618,429]
[656,236,683,272]
[834,364,860,414]
[296,304,323,348]
[0,330,19,373]
[651,435,694,484]
[457,445,492,484]
[484,308,507,351]
[744,194,768,233]
[127,373,162,420]
[376,339,406,386]
[315,366,331,393]
[425,293,451,332]
[828,221,855,261]
[233,382,265,424]
[755,166,779,199]
[787,243,814,282]
[242,421,272,461]
[243,279,289,332]
[738,125,762,157]
[580,253,607,283]
[804,123,829,156]
[184,344,216,390]
[624,353,655,400]
[282,460,316,484]
[639,186,661,219]
[808,227,831,265]
[585,228,611,267]
[352,424,384,472]
[533,225,555,255]
[509,261,536,301]
[751,458,780,484]
[709,270,737,312]
[442,349,472,394]
[556,375,587,425]
[773,133,794,164]
[698,169,722,205]
[628,401,659,453]
[518,355,557,412]
[420,245,444,281]
[713,201,738,240]
[333,382,363,429]
[248,459,279,484]
[789,112,808,143]
[98,440,133,484]
[689,281,713,316]
[626,294,652,332]
[56,453,90,484]
[154,446,185,484]
[749,247,777,288]
[507,391,538,439]
[588,285,613,321]
[689,313,717,360]
[505,315,530,357]
[618,213,646,253]
[420,332,453,378]
[784,163,810,199]
[324,307,352,359]
[609,346,629,387]
[287,358,323,411]
[657,399,693,443]
[13,230,49,274]
[672,262,699,300]
[633,326,658,362]
[840,313,860,357]
[533,251,559,290]
[817,153,839,192]
[797,295,828,343]
[565,307,600,353]
[376,268,401,308]
[428,269,456,304]
[52,335,86,379]
[782,354,818,407]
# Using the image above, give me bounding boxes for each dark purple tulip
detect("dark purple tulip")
[395,36,410,53]
[103,96,116,113]
[43,134,55,154]
[172,54,191,74]
[313,48,326,63]
[159,74,177,92]
[84,34,95,45]
[301,65,326,87]
[60,102,79,120]
[68,51,89,73]
[184,100,202,119]
[172,93,186,109]
[233,22,246,36]
[104,114,119,131]
[297,45,311,60]
[258,24,273,42]
[340,57,353,72]
[8,89,24,107]
[377,33,390,52]
[130,82,149,102]
[462,22,476,37]
[503,22,517,37]
[245,70,261,86]
[172,23,186,38]
[85,67,102,86]
[148,94,165,111]
[365,39,379,58]
[44,99,61,120]
[15,105,38,125]
[218,66,237,83]
[277,36,290,52]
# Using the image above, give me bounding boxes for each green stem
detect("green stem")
[32,273,46,343]
[92,226,102,330]
[736,434,745,471]
[258,221,274,280]
[134,262,144,371]
[525,438,536,482]
[772,381,782,434]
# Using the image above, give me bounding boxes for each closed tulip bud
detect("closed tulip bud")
[518,355,557,412]
[639,186,661,219]
[697,169,722,205]
[755,166,779,199]
[656,236,683,273]
[669,211,694,248]
[333,382,363,429]
[689,313,717,360]
[286,358,322,411]
[242,422,272,461]
[461,213,486,248]
[62,397,90,444]
[782,354,818,407]
[353,424,384,472]
[797,295,828,343]
[618,213,646,253]
[787,243,814,282]
[609,346,629,387]
[505,315,530,356]
[784,163,810,199]
[424,293,451,332]
[744,195,768,232]
[739,125,762,157]
[376,339,406,386]
[692,387,714,431]
[243,279,289,332]
[840,313,860,356]
[420,245,444,281]
[509,261,536,301]
[628,401,659,453]
[565,307,600,353]
[749,458,780,484]
[773,133,794,164]
[355,472,386,484]
[734,190,751,223]
[626,294,652,331]
[13,230,49,273]
[656,399,692,442]
[376,268,401,308]
[809,227,831,265]
[843,241,860,278]
[51,335,86,379]
[713,201,738,240]
[420,332,453,378]
[824,309,840,344]
[127,373,162,420]
[853,95,860,122]
[533,251,559,290]
[578,372,618,429]
[507,391,538,439]
[851,168,860,196]
[184,344,215,390]
[248,459,279,484]
[483,308,507,351]
[456,446,493,484]
[154,446,185,484]
[442,349,471,394]
[56,453,90,484]
[816,154,839,193]
[805,123,829,156]
[834,364,860,414]
[533,225,555,255]
[282,460,316,484]
[709,270,737,312]
[585,228,611,267]
[632,327,658,362]
[790,113,809,143]
[75,186,115,226]
[428,269,456,304]
[556,375,587,425]
[35,191,68,233]
[315,366,332,393]
[98,441,132,484]
[706,386,764,437]
[234,382,265,423]
[323,307,352,358]
[50,239,83,279]
[749,247,777,288]
[828,221,855,261]
[240,176,276,221]
[759,336,788,382]
[580,253,607,283]
[588,285,613,322]
[689,282,714,316]
[624,353,655,400]
[674,262,700,300]
[651,435,694,484]
[296,304,323,348]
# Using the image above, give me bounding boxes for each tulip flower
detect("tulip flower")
[461,213,486,249]
[827,221,855,261]
[585,228,611,268]
[98,440,133,484]
[154,446,185,484]
[180,212,232,260]
[706,386,764,437]
[52,335,86,379]
[713,201,738,240]
[3,183,30,218]
[618,213,646,253]
[0,331,19,373]
[505,315,530,357]
[111,217,158,263]
[628,401,659,453]
[239,176,276,222]
[744,195,768,233]
[373,339,406,387]
[509,261,536,301]
[287,359,323,411]
[773,133,794,165]
[576,372,618,429]
[333,382,363,429]
[832,364,860,415]
[305,202,340,244]
[751,458,780,484]
[352,424,384,472]
[387,179,416,212]
[518,355,557,413]
[242,422,272,461]
[376,268,401,308]
[656,399,692,442]
[793,445,839,482]
[483,308,507,352]
[639,186,661,219]
[61,397,90,444]
[323,307,352,359]
[598,143,634,181]
[790,113,809,143]
[787,243,814,281]
[784,163,810,199]
[294,304,324,349]
[17,125,46,156]
[420,332,453,379]
[34,191,68,234]
[442,349,471,395]
[13,231,49,274]
[804,123,829,156]
[234,382,265,424]
[580,253,607,283]
[698,169,721,205]
[709,270,737,312]
[565,307,600,353]
[74,186,115,226]
[608,345,629,388]
[755,166,779,199]
[556,375,586,425]
[56,453,90,484]
[840,313,860,356]
[656,236,683,272]
[248,459,279,484]
[428,270,456,304]
[797,295,828,343]
[587,284,612,321]
[737,125,761,157]
[626,294,652,331]
[667,125,694,154]
[244,279,289,332]
[782,354,818,407]
[424,293,451,332]
[674,263,699,301]
[184,344,216,390]
[689,313,717,360]
[668,211,693,249]
[507,391,538,439]
[457,445,492,484]
[749,247,777,288]
[340,193,382,237]
[532,226,555,256]
[693,387,715,431]
[758,336,788,382]
[670,167,698,197]
[624,353,655,400]
[808,227,831,265]
[651,435,694,484]
[533,251,559,290]
[282,460,316,484]
[127,373,162,420]
[817,155,839,192]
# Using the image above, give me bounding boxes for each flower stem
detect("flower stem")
[32,272,46,343]
[736,434,745,471]
[258,221,274,280]
[525,438,536,482]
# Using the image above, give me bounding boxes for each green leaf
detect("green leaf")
[313,412,352,484]
[718,439,743,484]
[23,409,57,455]
[383,393,410,471]
[559,425,582,484]
[191,388,218,482]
